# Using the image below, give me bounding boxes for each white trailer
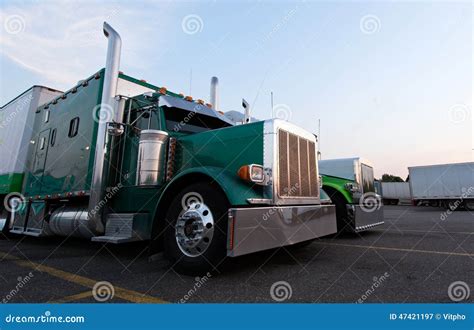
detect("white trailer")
[408,162,474,210]
[380,182,411,205]
[0,86,63,195]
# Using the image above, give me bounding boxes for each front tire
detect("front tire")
[163,182,229,275]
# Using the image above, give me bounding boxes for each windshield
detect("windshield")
[361,164,375,193]
[164,107,232,133]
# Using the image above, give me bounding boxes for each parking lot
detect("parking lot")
[0,205,472,303]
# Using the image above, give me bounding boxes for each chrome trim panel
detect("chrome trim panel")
[227,204,337,257]
[347,204,384,232]
[246,198,272,205]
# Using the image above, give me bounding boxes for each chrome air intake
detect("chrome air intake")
[87,22,122,234]
[136,130,169,186]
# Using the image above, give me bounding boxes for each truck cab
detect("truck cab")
[3,22,338,274]
[319,157,384,232]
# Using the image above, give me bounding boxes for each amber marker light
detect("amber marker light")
[237,164,265,184]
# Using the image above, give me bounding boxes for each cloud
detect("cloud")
[0,1,176,89]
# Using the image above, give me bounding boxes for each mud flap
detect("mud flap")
[347,204,384,232]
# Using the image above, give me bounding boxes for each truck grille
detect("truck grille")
[278,129,318,198]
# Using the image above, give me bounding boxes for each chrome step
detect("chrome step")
[91,213,150,244]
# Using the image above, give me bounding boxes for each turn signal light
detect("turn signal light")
[237,164,265,184]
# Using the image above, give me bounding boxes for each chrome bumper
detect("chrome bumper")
[347,204,384,232]
[227,204,337,257]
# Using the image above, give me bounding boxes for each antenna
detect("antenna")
[271,91,274,117]
[318,119,321,159]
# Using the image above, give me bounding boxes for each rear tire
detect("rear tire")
[163,182,229,275]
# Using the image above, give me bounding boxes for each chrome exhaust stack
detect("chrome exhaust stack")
[210,76,219,110]
[87,22,122,234]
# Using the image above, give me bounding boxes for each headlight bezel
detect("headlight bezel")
[238,164,268,185]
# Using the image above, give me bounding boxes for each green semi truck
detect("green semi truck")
[0,23,341,274]
[319,158,384,232]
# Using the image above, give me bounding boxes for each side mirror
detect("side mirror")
[242,98,251,124]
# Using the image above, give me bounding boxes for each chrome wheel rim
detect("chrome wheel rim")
[175,202,214,257]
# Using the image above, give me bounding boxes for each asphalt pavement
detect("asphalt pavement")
[0,206,472,303]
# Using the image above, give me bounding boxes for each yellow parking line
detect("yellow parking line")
[51,291,94,303]
[0,251,167,303]
[314,242,474,257]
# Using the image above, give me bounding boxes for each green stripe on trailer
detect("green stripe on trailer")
[0,173,24,194]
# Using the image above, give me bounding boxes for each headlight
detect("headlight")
[238,164,265,184]
[344,182,360,193]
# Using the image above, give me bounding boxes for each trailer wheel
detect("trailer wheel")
[163,182,229,275]
[464,200,474,211]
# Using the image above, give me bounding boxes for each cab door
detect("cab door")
[32,129,51,184]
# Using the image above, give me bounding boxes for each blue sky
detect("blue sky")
[0,0,472,178]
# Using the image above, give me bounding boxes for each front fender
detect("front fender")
[160,166,263,207]
[321,176,353,204]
